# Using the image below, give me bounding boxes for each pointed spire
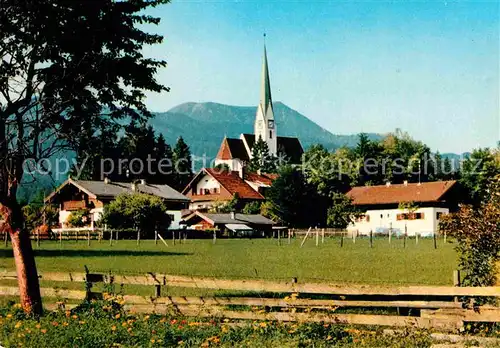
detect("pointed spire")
[260,34,272,114]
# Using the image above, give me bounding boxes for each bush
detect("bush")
[102,193,170,238]
[67,209,90,228]
[440,175,500,301]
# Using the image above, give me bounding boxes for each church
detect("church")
[181,44,304,211]
[214,44,304,173]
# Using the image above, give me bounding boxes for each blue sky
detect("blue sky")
[142,0,499,153]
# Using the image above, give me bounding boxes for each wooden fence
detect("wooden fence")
[0,270,499,331]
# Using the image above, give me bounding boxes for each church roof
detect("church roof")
[241,134,304,164]
[216,137,250,162]
[260,44,273,116]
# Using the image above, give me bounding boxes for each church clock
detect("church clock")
[268,120,274,129]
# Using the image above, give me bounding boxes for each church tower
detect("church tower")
[254,43,277,156]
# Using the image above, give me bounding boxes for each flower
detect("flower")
[51,322,59,327]
[14,321,22,329]
[63,322,69,327]
[111,325,117,331]
[72,314,78,319]
[115,314,121,319]
[150,339,155,343]
[259,322,267,328]
[40,329,47,334]
[121,322,128,327]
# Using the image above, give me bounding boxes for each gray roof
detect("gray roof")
[203,213,276,225]
[46,179,190,203]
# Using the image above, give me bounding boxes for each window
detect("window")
[204,188,210,195]
[269,130,272,139]
[199,188,203,195]
[212,188,218,194]
[397,213,424,220]
[436,212,444,220]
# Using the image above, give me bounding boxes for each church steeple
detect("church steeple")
[254,36,277,156]
[260,43,273,115]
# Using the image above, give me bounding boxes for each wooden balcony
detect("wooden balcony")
[62,200,87,211]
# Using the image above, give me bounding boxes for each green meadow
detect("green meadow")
[0,237,457,286]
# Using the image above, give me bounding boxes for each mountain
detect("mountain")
[151,101,382,160]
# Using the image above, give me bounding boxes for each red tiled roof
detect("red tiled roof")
[215,138,250,161]
[244,172,278,186]
[347,180,457,206]
[205,168,264,200]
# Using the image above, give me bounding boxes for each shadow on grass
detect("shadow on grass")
[0,249,192,258]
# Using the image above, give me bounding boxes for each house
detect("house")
[181,167,277,211]
[181,211,275,237]
[214,43,303,172]
[45,178,190,229]
[346,180,460,237]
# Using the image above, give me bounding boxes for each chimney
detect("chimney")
[385,182,391,187]
[230,212,235,220]
[403,180,408,186]
[104,177,111,184]
[131,182,138,192]
[140,179,146,185]
[238,163,246,179]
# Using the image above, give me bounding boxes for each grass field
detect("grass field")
[0,237,457,286]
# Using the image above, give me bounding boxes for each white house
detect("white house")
[45,178,191,229]
[346,180,459,237]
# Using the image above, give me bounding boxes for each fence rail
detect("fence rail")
[0,270,499,331]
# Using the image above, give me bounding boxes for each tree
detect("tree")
[265,166,320,227]
[102,193,171,238]
[172,137,193,190]
[248,137,277,173]
[242,201,262,215]
[460,148,500,205]
[152,133,174,185]
[0,0,170,314]
[440,175,500,298]
[326,193,360,229]
[209,193,241,213]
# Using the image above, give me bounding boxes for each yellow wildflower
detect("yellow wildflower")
[259,322,267,328]
[35,324,41,329]
[6,314,12,318]
[72,314,78,319]
[111,325,117,331]
[151,339,155,343]
[63,322,69,327]
[121,322,128,327]
[40,329,47,334]
[115,314,121,319]
[14,321,22,329]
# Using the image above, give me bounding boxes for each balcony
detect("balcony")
[62,200,87,211]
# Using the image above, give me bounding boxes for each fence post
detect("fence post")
[369,230,373,248]
[154,284,161,298]
[415,232,419,245]
[315,228,319,247]
[322,229,325,244]
[288,229,291,245]
[213,230,216,244]
[136,228,140,246]
[59,231,62,246]
[389,222,392,244]
[340,232,344,248]
[433,231,437,249]
[277,229,281,246]
[353,230,357,244]
[87,230,90,247]
[453,270,461,303]
[403,224,407,248]
[172,230,175,245]
[155,230,158,245]
[444,230,447,244]
[109,229,113,246]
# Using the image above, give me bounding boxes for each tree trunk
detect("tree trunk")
[0,202,43,315]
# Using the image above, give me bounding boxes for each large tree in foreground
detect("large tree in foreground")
[0,0,170,314]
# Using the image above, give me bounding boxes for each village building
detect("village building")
[181,211,275,237]
[181,167,277,211]
[214,44,304,172]
[346,180,460,237]
[45,178,190,229]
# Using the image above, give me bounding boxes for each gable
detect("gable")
[216,138,250,161]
